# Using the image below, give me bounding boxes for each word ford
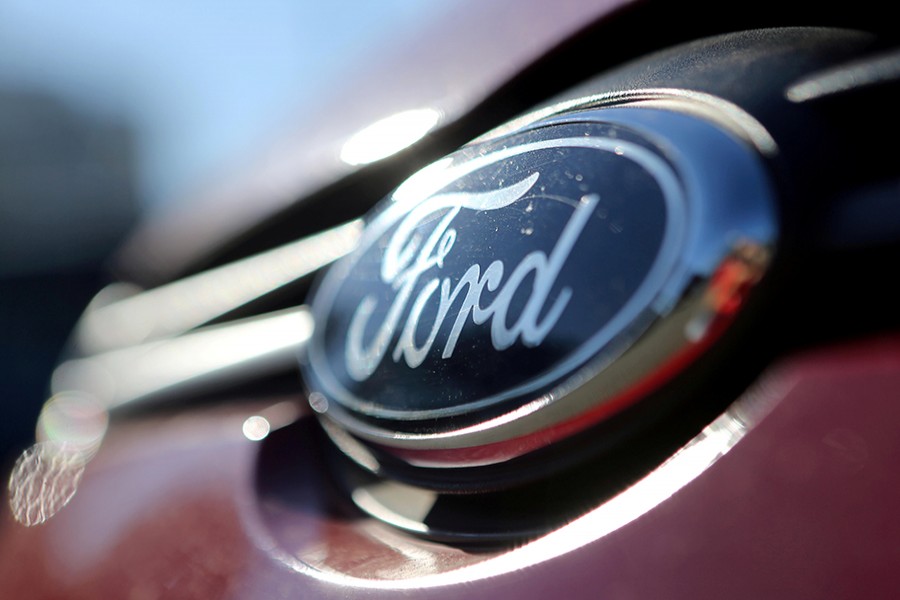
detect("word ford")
[345,172,599,382]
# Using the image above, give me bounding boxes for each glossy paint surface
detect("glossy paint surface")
[118,0,633,282]
[3,335,900,598]
[3,5,899,599]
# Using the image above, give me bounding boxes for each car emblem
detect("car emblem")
[303,104,777,472]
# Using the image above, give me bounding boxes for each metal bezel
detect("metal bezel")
[303,97,778,461]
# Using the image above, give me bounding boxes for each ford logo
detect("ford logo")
[304,106,776,468]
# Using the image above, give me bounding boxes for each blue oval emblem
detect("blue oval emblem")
[305,118,688,427]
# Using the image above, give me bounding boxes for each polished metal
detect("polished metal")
[477,89,779,157]
[55,307,313,410]
[74,219,361,355]
[10,304,315,526]
[304,367,787,571]
[304,102,778,468]
[786,48,900,102]
[8,217,353,527]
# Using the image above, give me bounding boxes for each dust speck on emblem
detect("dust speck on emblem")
[302,106,776,465]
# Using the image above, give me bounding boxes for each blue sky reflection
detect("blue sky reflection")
[0,0,448,210]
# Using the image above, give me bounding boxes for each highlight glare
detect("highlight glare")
[8,442,86,527]
[340,108,442,166]
[36,392,108,457]
[242,415,271,441]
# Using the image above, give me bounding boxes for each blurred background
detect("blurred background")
[0,0,451,463]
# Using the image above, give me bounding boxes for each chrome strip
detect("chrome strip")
[54,307,314,411]
[74,220,361,355]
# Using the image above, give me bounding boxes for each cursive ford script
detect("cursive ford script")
[346,172,598,381]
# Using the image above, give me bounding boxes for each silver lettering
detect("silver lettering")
[345,173,598,382]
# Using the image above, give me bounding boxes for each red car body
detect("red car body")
[3,1,900,598]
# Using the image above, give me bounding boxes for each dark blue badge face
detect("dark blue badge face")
[305,119,686,428]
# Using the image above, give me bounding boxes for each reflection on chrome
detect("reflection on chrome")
[75,220,361,355]
[9,206,344,525]
[477,89,778,157]
[10,307,314,525]
[352,481,437,535]
[242,400,305,441]
[340,108,442,166]
[414,378,792,588]
[685,240,770,342]
[269,375,792,589]
[319,417,382,473]
[55,307,314,410]
[36,392,108,458]
[8,442,87,527]
[8,394,109,526]
[242,416,272,441]
[786,49,900,102]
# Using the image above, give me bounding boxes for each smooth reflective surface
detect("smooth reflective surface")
[7,306,314,528]
[56,308,313,410]
[251,346,796,590]
[317,121,682,419]
[5,211,349,528]
[36,392,109,454]
[8,442,87,526]
[75,220,361,355]
[242,401,305,442]
[304,106,777,472]
[8,394,107,527]
[5,322,900,597]
[340,108,443,166]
